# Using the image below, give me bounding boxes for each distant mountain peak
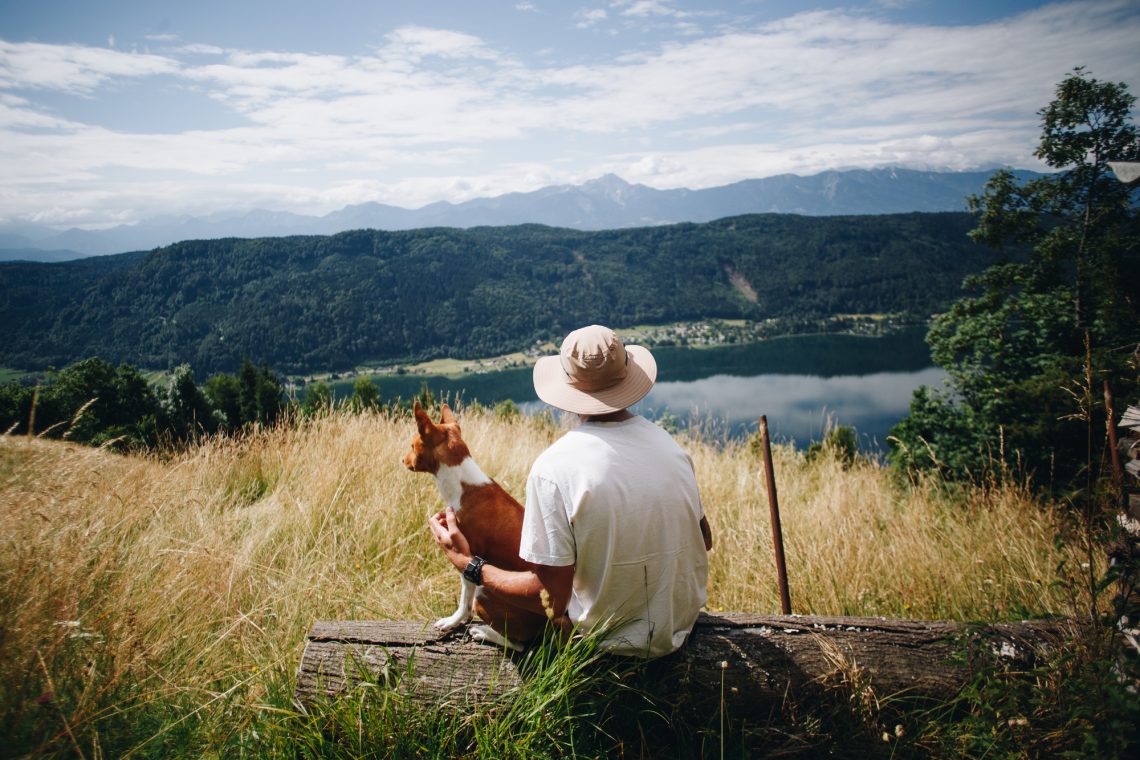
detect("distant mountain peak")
[0,167,1043,259]
[580,173,638,203]
[582,173,631,188]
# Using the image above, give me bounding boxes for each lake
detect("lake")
[347,328,946,450]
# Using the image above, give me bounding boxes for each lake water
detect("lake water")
[354,328,946,450]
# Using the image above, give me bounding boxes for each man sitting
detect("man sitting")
[430,324,712,657]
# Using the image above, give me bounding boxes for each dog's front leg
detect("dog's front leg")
[434,576,475,632]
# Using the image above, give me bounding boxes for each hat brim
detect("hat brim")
[532,344,657,415]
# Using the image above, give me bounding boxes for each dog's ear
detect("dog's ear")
[413,401,436,436]
[439,403,458,426]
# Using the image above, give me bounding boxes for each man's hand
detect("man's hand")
[429,506,472,572]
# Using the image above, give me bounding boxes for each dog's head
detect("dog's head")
[403,401,471,474]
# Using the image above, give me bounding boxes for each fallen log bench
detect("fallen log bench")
[296,612,1069,723]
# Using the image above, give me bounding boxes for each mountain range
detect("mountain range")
[0,167,1039,261]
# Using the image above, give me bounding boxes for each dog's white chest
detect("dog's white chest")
[434,457,491,510]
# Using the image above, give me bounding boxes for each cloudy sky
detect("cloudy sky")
[1,0,1137,229]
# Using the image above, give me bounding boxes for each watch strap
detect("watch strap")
[462,556,486,586]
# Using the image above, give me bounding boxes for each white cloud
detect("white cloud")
[0,1,1137,226]
[0,93,81,130]
[381,25,501,63]
[619,1,680,18]
[0,40,178,93]
[177,43,226,56]
[592,129,1048,193]
[576,9,608,28]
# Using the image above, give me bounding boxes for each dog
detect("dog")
[404,401,548,651]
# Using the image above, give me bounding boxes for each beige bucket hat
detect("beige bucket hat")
[532,325,657,415]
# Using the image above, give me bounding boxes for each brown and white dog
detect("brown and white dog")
[404,401,547,650]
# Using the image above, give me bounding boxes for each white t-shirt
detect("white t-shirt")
[519,415,709,658]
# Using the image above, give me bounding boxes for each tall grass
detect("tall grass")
[0,406,1081,756]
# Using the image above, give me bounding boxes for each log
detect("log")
[296,613,1068,722]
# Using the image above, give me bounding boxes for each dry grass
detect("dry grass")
[689,437,1069,619]
[0,406,1080,754]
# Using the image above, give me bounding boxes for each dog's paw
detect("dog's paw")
[469,624,524,652]
[433,612,472,632]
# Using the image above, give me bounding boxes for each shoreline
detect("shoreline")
[0,315,927,387]
[301,315,924,385]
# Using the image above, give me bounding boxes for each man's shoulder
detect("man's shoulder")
[530,430,581,475]
[626,415,687,451]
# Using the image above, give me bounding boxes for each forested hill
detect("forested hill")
[0,212,996,374]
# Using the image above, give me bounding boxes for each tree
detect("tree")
[253,363,285,425]
[808,424,858,468]
[2,358,163,447]
[891,69,1140,486]
[50,358,161,446]
[0,381,34,435]
[238,359,261,425]
[162,364,217,441]
[417,381,435,412]
[237,359,285,426]
[302,381,334,416]
[349,376,380,412]
[203,372,242,431]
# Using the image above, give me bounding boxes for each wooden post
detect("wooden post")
[759,415,792,614]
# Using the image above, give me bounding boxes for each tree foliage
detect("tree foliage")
[0,213,996,374]
[349,376,380,412]
[301,380,333,416]
[0,357,287,449]
[163,363,218,440]
[0,358,160,447]
[890,69,1140,486]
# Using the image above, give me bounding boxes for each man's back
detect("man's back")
[520,415,708,657]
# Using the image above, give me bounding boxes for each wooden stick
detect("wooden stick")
[760,415,792,614]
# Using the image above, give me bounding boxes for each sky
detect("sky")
[0,0,1137,230]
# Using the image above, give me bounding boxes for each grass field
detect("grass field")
[0,406,1132,757]
[0,366,33,384]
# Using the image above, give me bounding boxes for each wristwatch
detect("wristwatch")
[462,556,486,586]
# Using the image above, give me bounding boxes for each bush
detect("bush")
[809,425,858,467]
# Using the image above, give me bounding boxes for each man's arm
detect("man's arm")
[481,562,575,618]
[430,507,574,618]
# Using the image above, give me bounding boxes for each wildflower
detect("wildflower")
[1007,717,1029,728]
[881,732,891,743]
[720,660,729,670]
[894,724,904,737]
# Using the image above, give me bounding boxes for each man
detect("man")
[430,324,712,657]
